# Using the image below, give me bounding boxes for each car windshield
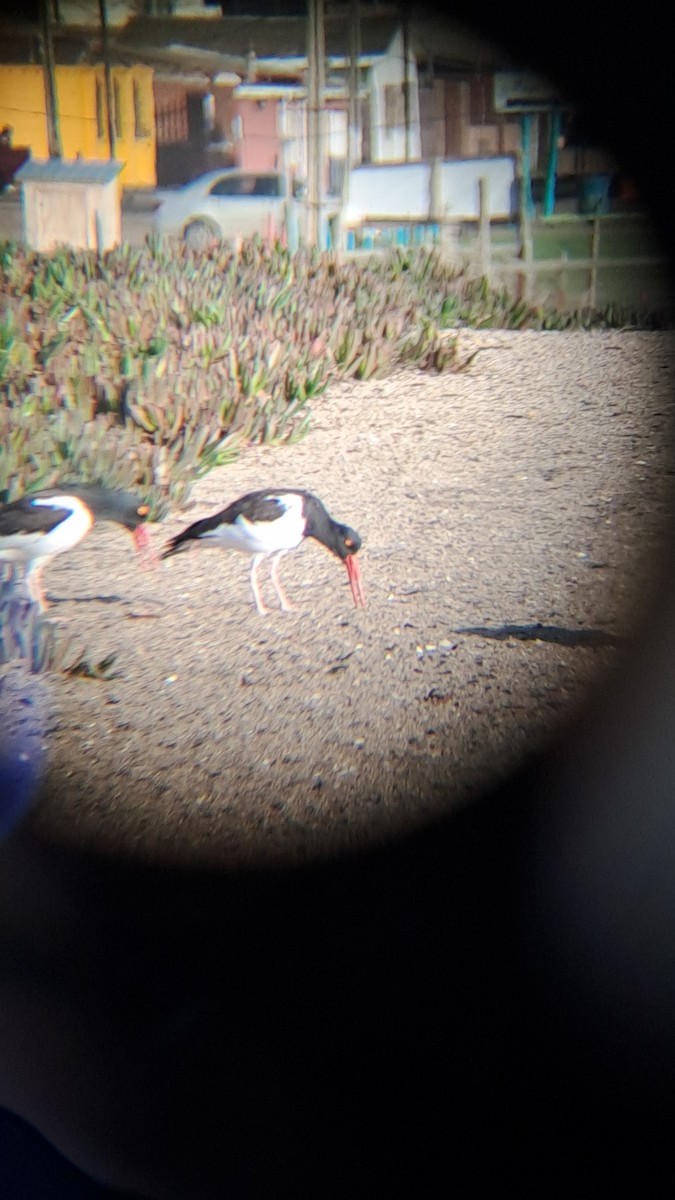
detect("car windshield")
[209,175,281,197]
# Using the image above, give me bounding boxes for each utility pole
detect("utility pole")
[334,0,360,252]
[348,0,361,171]
[306,0,325,249]
[40,0,62,157]
[402,0,411,161]
[98,0,116,159]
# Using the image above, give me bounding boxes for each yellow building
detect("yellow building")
[0,64,156,188]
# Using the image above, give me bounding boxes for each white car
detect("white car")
[151,169,338,250]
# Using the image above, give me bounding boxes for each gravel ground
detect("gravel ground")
[2,329,674,867]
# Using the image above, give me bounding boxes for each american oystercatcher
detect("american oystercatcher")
[162,489,366,614]
[0,485,154,610]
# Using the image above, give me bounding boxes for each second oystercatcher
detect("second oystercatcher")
[162,489,366,614]
[0,485,155,609]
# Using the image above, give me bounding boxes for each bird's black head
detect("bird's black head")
[322,521,365,608]
[116,496,151,534]
[54,485,151,531]
[303,493,362,561]
[331,523,362,562]
[301,494,365,605]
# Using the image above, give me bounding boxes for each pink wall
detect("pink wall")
[236,98,281,171]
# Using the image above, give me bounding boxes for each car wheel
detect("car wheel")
[184,221,218,251]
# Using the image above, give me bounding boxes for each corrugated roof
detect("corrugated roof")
[15,158,124,185]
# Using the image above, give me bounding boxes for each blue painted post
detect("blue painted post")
[346,229,355,250]
[543,110,561,218]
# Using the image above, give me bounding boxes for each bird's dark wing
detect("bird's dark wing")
[0,496,72,538]
[223,492,289,524]
[161,493,288,558]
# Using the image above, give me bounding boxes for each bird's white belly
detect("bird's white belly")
[209,496,306,556]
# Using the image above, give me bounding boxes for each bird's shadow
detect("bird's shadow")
[46,594,124,606]
[455,623,626,648]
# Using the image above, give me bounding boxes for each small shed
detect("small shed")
[14,158,124,253]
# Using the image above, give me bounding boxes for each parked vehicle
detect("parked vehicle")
[0,144,30,192]
[152,169,339,249]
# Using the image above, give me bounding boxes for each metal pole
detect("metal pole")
[520,113,535,219]
[519,115,534,301]
[40,0,62,157]
[98,0,116,160]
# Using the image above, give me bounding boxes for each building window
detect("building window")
[384,82,411,131]
[133,79,148,138]
[95,78,105,139]
[155,95,189,144]
[113,79,123,139]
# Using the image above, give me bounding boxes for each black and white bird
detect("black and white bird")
[162,489,366,614]
[0,484,154,610]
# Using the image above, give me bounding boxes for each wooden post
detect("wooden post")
[306,0,325,249]
[429,155,452,253]
[40,0,62,158]
[477,177,491,282]
[589,216,601,308]
[543,109,561,218]
[98,0,116,160]
[428,155,442,220]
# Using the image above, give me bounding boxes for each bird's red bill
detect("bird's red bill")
[133,524,159,569]
[345,555,366,607]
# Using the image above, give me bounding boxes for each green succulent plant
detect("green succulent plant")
[0,237,665,524]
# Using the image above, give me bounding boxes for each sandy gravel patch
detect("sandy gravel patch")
[2,329,673,867]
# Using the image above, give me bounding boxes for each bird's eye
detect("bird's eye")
[137,504,150,517]
[344,537,354,549]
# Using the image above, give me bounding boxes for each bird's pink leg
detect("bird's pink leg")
[27,565,48,612]
[269,550,296,612]
[249,555,270,615]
